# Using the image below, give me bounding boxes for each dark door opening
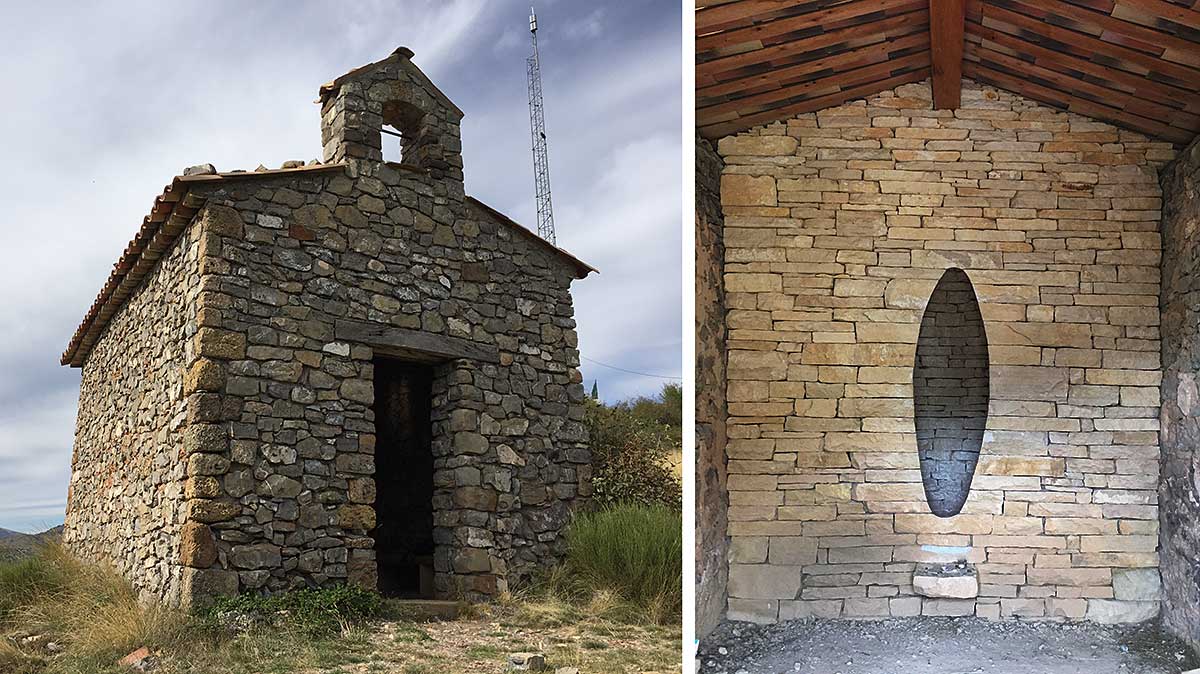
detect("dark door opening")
[371,358,435,598]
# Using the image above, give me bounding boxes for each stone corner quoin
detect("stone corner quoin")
[715,78,1174,626]
[60,47,593,609]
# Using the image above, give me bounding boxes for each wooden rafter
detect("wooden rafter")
[930,0,967,108]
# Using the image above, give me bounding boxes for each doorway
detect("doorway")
[371,358,436,598]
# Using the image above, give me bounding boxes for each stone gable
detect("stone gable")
[716,78,1174,624]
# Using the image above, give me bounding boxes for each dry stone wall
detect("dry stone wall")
[697,135,730,637]
[63,218,204,605]
[1160,138,1200,648]
[64,51,590,607]
[176,161,589,605]
[718,79,1174,624]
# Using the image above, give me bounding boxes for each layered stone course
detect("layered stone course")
[697,135,730,637]
[717,79,1174,625]
[64,217,204,605]
[1159,137,1200,648]
[64,49,591,607]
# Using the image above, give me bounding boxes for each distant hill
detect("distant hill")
[0,526,63,561]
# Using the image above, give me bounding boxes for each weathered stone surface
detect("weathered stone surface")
[697,135,729,639]
[1113,568,1162,601]
[1086,599,1160,624]
[180,522,218,568]
[728,564,803,600]
[337,505,377,531]
[913,573,979,599]
[229,544,282,570]
[1160,138,1200,650]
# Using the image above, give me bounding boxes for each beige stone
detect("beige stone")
[722,174,777,206]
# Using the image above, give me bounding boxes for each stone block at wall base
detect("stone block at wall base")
[727,598,778,623]
[1086,599,1160,624]
[179,567,238,611]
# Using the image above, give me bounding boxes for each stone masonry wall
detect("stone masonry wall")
[64,217,204,605]
[697,134,729,637]
[65,52,590,608]
[174,156,589,603]
[1160,138,1200,648]
[718,79,1174,624]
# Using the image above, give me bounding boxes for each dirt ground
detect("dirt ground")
[699,617,1199,674]
[288,608,682,674]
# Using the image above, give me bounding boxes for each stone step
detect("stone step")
[386,599,464,621]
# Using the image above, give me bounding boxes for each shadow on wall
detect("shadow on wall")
[914,268,990,518]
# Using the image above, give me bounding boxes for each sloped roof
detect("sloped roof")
[696,0,1200,144]
[62,164,593,367]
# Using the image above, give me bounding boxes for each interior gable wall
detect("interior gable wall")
[718,78,1175,624]
[1159,138,1200,649]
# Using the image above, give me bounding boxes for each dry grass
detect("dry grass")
[0,545,680,673]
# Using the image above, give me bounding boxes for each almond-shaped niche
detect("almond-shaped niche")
[913,268,990,518]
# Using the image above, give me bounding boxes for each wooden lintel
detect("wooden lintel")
[334,319,500,364]
[929,0,965,109]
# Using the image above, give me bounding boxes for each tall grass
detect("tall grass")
[0,544,190,672]
[533,504,682,624]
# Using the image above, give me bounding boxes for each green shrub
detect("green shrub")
[202,584,383,637]
[585,383,682,509]
[559,504,682,622]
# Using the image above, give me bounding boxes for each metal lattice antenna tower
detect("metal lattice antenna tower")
[527,7,556,245]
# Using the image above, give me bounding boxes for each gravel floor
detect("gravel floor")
[699,617,1199,674]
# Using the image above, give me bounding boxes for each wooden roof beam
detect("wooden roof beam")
[930,0,966,108]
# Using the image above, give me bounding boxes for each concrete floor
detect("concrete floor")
[699,617,1198,674]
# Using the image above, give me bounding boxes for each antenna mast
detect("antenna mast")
[527,7,556,245]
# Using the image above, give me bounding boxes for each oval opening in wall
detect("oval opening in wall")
[913,268,990,518]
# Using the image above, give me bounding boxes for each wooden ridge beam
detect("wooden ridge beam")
[930,0,966,108]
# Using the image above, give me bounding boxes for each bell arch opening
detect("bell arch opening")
[913,267,990,518]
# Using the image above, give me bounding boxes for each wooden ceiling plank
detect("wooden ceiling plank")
[697,0,826,32]
[964,61,1191,141]
[698,52,930,121]
[1115,0,1200,29]
[697,9,928,77]
[980,3,1200,85]
[968,45,1198,128]
[699,69,930,138]
[1017,0,1199,58]
[968,23,1200,112]
[698,0,924,52]
[930,0,967,108]
[698,30,929,100]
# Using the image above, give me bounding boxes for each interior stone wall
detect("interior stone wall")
[697,135,730,637]
[1160,138,1200,648]
[718,79,1174,624]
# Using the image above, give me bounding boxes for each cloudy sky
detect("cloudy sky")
[0,1,682,533]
